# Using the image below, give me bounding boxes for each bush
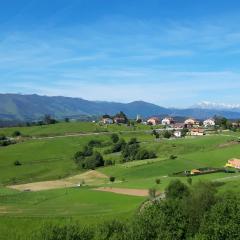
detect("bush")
[34,223,94,240]
[109,176,115,182]
[0,134,6,140]
[110,133,119,143]
[14,160,22,166]
[165,179,189,200]
[163,131,172,139]
[169,155,177,160]
[12,130,21,137]
[88,139,102,147]
[111,139,126,153]
[155,178,161,184]
[84,152,104,169]
[104,159,114,166]
[148,188,156,199]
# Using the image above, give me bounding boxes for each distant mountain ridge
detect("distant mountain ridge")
[0,93,240,121]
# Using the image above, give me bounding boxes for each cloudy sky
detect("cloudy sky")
[1,0,240,107]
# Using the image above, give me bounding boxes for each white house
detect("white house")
[162,117,174,126]
[173,130,182,138]
[184,118,200,128]
[203,118,215,127]
[147,117,160,125]
[102,118,113,124]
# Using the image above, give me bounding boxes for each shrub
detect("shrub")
[169,155,177,160]
[148,188,156,199]
[111,139,126,153]
[12,130,21,137]
[14,160,22,166]
[187,177,192,185]
[163,131,172,139]
[0,134,6,140]
[109,176,115,182]
[104,159,114,166]
[165,179,189,200]
[155,178,161,184]
[88,139,102,147]
[84,152,104,169]
[110,133,119,143]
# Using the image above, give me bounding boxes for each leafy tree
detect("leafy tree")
[12,130,21,137]
[14,160,22,166]
[148,188,156,199]
[64,117,70,122]
[163,130,172,139]
[110,133,119,143]
[198,193,240,240]
[88,139,102,147]
[111,139,126,153]
[84,152,104,169]
[155,178,161,184]
[0,134,6,140]
[109,176,115,182]
[165,179,189,200]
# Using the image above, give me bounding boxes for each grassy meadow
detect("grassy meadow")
[0,122,240,239]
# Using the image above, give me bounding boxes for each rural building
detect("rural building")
[162,117,175,126]
[225,159,240,169]
[203,118,215,127]
[147,117,160,125]
[173,123,185,129]
[191,169,201,175]
[173,130,182,138]
[184,118,200,128]
[114,117,126,124]
[102,118,113,124]
[190,128,205,136]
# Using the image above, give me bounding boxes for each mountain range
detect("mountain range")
[0,93,240,121]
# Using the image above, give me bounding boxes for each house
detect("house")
[191,169,201,175]
[203,118,215,127]
[184,118,200,128]
[225,158,240,169]
[190,128,205,136]
[173,123,185,129]
[173,130,182,138]
[114,117,126,124]
[147,117,160,125]
[102,118,113,124]
[162,117,175,126]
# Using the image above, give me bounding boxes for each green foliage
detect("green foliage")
[165,179,190,200]
[12,130,21,137]
[155,178,161,184]
[109,176,115,182]
[163,130,172,139]
[88,139,102,147]
[110,133,119,143]
[14,160,22,166]
[187,177,192,185]
[0,133,6,140]
[34,223,94,240]
[148,188,156,199]
[111,139,126,153]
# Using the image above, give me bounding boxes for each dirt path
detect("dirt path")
[8,170,108,192]
[94,187,150,197]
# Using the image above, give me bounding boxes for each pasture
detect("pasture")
[0,122,240,239]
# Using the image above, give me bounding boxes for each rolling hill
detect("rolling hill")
[0,93,240,121]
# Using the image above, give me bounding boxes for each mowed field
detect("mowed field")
[0,122,240,239]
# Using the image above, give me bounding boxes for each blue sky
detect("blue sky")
[1,0,240,107]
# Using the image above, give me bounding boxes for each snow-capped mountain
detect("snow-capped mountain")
[193,101,240,112]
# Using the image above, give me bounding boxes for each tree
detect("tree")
[84,152,104,169]
[64,117,69,122]
[109,176,115,183]
[14,160,22,166]
[155,178,161,184]
[163,130,172,139]
[148,188,156,199]
[0,134,6,140]
[111,139,126,152]
[198,193,240,240]
[187,177,192,185]
[110,133,119,143]
[12,130,21,137]
[165,179,189,200]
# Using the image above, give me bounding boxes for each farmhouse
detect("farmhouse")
[203,118,215,127]
[173,123,185,129]
[191,169,201,175]
[102,118,113,124]
[190,128,205,136]
[184,118,200,128]
[173,130,182,138]
[147,117,160,125]
[162,117,175,126]
[225,158,240,169]
[114,117,126,124]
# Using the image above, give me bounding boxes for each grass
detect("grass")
[1,123,240,239]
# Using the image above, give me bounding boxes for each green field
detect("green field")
[1,122,240,239]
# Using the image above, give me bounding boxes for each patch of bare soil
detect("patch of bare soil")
[8,170,109,192]
[219,141,239,148]
[94,187,150,197]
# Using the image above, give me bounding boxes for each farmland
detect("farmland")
[0,122,240,239]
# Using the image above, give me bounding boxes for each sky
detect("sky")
[1,0,240,107]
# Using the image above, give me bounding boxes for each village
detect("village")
[100,113,231,138]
